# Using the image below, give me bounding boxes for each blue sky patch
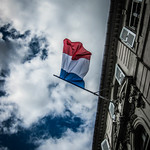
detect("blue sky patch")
[0,111,84,150]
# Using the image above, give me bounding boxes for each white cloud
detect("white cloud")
[0,0,110,149]
[0,146,9,150]
[3,54,97,127]
[0,0,110,90]
[0,100,15,123]
[36,129,93,150]
[0,99,20,134]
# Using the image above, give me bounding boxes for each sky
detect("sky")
[0,0,110,150]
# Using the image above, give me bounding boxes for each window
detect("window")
[115,64,125,85]
[133,125,150,150]
[129,0,142,31]
[120,27,136,48]
[109,102,115,120]
[101,139,111,150]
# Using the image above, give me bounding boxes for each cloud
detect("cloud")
[0,13,103,128]
[0,25,97,129]
[0,112,85,150]
[0,24,30,71]
[0,146,9,150]
[0,99,20,134]
[0,0,110,91]
[0,0,110,149]
[36,128,92,150]
[3,59,97,127]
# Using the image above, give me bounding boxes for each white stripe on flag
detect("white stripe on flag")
[61,53,90,79]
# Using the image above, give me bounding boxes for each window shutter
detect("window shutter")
[115,64,125,85]
[101,139,110,150]
[120,27,136,47]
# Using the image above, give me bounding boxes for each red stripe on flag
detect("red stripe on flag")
[63,38,92,60]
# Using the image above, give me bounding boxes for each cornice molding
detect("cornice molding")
[92,0,125,149]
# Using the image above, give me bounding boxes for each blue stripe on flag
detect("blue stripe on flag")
[60,69,85,88]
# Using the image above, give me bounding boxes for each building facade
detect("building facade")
[92,0,150,150]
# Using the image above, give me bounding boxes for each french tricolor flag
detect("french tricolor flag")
[60,38,92,88]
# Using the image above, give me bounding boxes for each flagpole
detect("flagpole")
[53,74,113,103]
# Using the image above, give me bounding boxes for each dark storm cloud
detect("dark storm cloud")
[0,70,10,97]
[23,35,48,63]
[0,23,49,71]
[0,24,30,70]
[0,91,6,97]
[0,24,30,41]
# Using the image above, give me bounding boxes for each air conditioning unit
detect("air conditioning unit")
[115,64,125,85]
[120,27,136,48]
[109,102,115,120]
[101,139,111,150]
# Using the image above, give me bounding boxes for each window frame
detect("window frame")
[128,0,143,31]
[120,27,136,48]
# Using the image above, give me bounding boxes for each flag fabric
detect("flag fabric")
[60,38,92,88]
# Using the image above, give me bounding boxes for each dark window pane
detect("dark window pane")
[127,33,134,46]
[134,125,149,150]
[129,1,142,30]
